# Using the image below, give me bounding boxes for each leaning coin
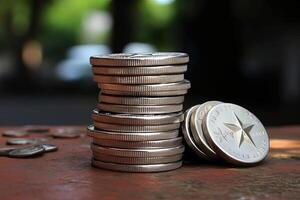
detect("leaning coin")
[90,52,189,66]
[97,103,183,114]
[93,153,183,165]
[94,74,184,84]
[203,103,270,165]
[91,144,185,157]
[2,130,29,137]
[92,64,187,75]
[190,101,222,159]
[0,147,16,156]
[98,80,191,92]
[8,145,45,158]
[92,109,183,125]
[101,89,188,96]
[6,138,48,145]
[87,125,179,141]
[42,144,58,152]
[23,125,50,133]
[99,95,185,105]
[51,128,81,138]
[92,159,182,172]
[93,137,183,149]
[93,121,180,132]
[181,105,209,160]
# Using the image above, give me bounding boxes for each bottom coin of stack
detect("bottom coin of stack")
[182,101,270,166]
[87,110,185,172]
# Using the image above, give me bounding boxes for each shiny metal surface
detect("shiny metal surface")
[203,103,270,165]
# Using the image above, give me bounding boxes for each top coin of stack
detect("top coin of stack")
[88,52,190,172]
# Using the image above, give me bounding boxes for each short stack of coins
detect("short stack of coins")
[87,53,190,172]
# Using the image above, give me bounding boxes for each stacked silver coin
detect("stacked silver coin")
[182,101,270,165]
[87,52,190,172]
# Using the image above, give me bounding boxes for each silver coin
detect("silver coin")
[98,80,191,92]
[91,159,182,172]
[2,130,29,137]
[97,103,183,114]
[6,138,48,145]
[203,103,270,165]
[93,153,183,165]
[181,106,209,159]
[92,64,187,75]
[42,144,58,152]
[8,145,45,158]
[92,137,183,149]
[87,125,179,141]
[0,147,16,156]
[99,95,185,105]
[91,144,185,157]
[51,128,81,138]
[92,109,184,125]
[23,125,50,133]
[190,101,222,159]
[90,52,189,66]
[93,74,184,84]
[101,89,188,96]
[93,121,180,132]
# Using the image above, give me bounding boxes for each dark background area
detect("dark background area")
[0,0,299,126]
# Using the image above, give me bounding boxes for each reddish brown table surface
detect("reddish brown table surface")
[0,126,299,200]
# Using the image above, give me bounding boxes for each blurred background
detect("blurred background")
[0,0,299,126]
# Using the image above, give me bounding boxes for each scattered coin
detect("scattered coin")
[99,95,185,105]
[202,103,269,165]
[91,144,185,157]
[92,159,183,172]
[6,138,48,145]
[97,103,183,114]
[0,147,16,156]
[94,74,184,84]
[93,153,183,165]
[23,125,50,133]
[8,145,45,158]
[98,80,191,92]
[42,144,58,152]
[51,128,81,138]
[93,137,183,149]
[2,130,29,137]
[93,121,180,133]
[92,109,183,125]
[90,52,189,66]
[92,64,187,75]
[87,125,179,141]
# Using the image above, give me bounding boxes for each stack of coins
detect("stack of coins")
[87,53,190,172]
[182,101,270,165]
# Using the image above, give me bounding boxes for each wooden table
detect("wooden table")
[0,126,299,200]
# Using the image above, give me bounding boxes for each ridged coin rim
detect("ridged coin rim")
[90,52,189,66]
[87,125,179,141]
[101,89,188,96]
[99,95,185,105]
[91,159,183,172]
[93,153,183,165]
[92,137,183,149]
[91,144,185,157]
[92,65,187,75]
[98,80,191,92]
[92,109,184,125]
[93,121,180,132]
[93,74,184,84]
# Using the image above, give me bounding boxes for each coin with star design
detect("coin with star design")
[202,103,269,165]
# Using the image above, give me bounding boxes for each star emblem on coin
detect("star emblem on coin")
[223,113,256,148]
